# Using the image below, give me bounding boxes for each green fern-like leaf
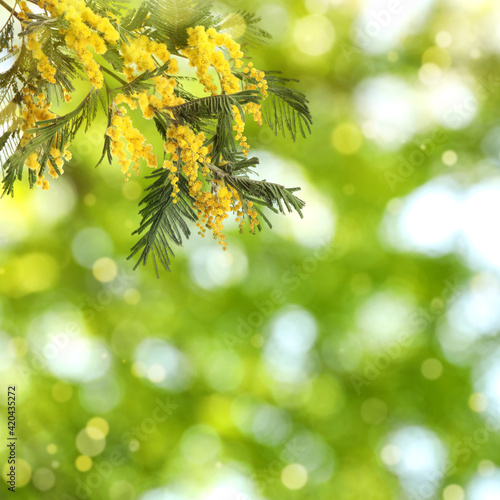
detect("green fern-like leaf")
[129,168,198,275]
[0,14,15,51]
[2,88,101,195]
[262,72,313,140]
[216,11,271,47]
[147,0,214,50]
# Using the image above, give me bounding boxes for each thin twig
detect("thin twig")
[0,0,22,22]
[99,64,127,86]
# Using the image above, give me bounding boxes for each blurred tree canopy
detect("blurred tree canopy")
[2,0,500,499]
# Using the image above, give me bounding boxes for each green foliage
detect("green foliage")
[129,168,197,274]
[135,87,305,274]
[147,0,215,50]
[263,73,313,140]
[0,14,15,50]
[2,89,100,194]
[215,10,272,47]
[0,0,312,275]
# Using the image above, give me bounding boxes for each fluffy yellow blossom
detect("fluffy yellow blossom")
[232,105,249,156]
[26,152,40,171]
[182,26,243,95]
[181,26,269,158]
[20,88,73,190]
[163,124,208,203]
[106,112,158,177]
[121,35,175,81]
[47,0,120,88]
[21,3,57,83]
[194,182,253,249]
[160,122,257,245]
[242,63,268,126]
[26,34,57,83]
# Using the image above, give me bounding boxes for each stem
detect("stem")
[0,0,22,22]
[99,65,127,86]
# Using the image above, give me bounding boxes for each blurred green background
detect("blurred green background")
[3,0,500,499]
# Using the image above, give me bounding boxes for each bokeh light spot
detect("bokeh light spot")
[122,180,142,200]
[294,15,335,56]
[381,444,401,466]
[75,455,93,472]
[135,338,191,391]
[443,484,465,500]
[436,31,452,48]
[361,398,388,425]
[3,459,32,487]
[51,382,73,403]
[46,444,57,455]
[76,428,106,457]
[442,150,458,166]
[180,425,221,465]
[147,363,167,383]
[478,460,496,477]
[421,358,443,380]
[469,393,488,413]
[123,288,141,305]
[87,417,110,438]
[71,227,113,269]
[331,123,363,155]
[92,257,118,283]
[33,468,55,491]
[109,480,136,500]
[281,463,308,490]
[422,46,451,69]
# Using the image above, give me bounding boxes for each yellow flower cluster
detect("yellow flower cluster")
[243,62,268,96]
[19,1,57,83]
[163,124,209,203]
[161,122,257,246]
[106,112,158,178]
[121,35,176,80]
[194,183,245,250]
[182,26,243,95]
[24,145,71,190]
[25,153,49,189]
[232,105,249,156]
[247,201,259,233]
[63,87,72,103]
[26,34,57,84]
[48,0,119,88]
[20,89,72,190]
[181,25,271,163]
[149,75,184,109]
[114,34,183,119]
[114,73,184,122]
[20,89,55,147]
[47,145,72,179]
[243,62,268,126]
